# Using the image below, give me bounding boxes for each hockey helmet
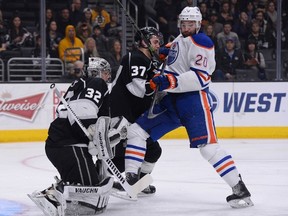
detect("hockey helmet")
[178,6,202,33]
[87,57,111,82]
[134,27,163,46]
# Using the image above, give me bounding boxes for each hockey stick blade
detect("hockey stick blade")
[104,158,153,199]
[51,84,153,200]
[110,174,153,201]
[147,90,167,119]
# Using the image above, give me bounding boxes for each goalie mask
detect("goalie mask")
[178,6,202,34]
[134,27,164,48]
[87,57,111,82]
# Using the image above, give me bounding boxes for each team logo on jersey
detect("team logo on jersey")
[208,90,218,112]
[0,92,48,121]
[167,42,179,65]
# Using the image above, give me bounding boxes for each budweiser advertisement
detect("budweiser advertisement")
[0,83,69,130]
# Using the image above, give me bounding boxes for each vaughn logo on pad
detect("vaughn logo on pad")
[0,92,48,121]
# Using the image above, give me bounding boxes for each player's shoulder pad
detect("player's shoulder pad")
[190,33,214,49]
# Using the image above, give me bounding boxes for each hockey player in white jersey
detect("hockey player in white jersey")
[124,7,254,208]
[28,58,127,215]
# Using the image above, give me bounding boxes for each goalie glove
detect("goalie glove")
[109,116,129,147]
[150,73,178,91]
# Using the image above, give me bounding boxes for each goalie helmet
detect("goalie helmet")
[134,27,163,47]
[178,6,202,33]
[87,57,111,82]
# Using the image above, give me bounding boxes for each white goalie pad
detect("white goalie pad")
[91,116,113,159]
[28,177,113,216]
[28,185,65,216]
[63,177,113,215]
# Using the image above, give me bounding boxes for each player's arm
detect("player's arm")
[125,54,155,98]
[150,38,216,92]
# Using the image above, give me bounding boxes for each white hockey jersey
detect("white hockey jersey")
[164,32,216,93]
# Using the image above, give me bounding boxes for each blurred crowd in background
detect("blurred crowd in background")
[0,0,287,82]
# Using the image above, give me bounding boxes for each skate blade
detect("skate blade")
[27,193,58,216]
[228,197,254,208]
[110,189,138,201]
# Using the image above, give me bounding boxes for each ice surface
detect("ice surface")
[0,139,287,216]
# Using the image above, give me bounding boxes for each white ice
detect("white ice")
[0,139,288,216]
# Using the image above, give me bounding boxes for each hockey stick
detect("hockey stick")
[50,83,152,199]
[115,0,166,119]
[114,0,161,62]
[147,60,167,119]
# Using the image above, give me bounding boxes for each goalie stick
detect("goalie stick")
[50,83,152,199]
[114,0,161,62]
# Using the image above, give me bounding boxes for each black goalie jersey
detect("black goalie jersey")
[110,49,156,123]
[46,77,110,147]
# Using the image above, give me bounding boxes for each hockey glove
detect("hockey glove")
[159,42,172,61]
[150,74,178,91]
[145,81,155,96]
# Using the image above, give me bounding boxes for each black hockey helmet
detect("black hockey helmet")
[134,27,163,46]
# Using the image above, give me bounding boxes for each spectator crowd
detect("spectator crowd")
[0,0,287,81]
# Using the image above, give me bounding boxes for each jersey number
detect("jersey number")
[85,88,101,103]
[131,66,146,77]
[195,55,208,67]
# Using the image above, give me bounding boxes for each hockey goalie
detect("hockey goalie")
[28,58,128,216]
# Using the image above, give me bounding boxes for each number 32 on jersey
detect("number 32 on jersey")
[85,88,102,103]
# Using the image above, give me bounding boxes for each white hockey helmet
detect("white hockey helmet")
[87,57,111,82]
[178,6,202,33]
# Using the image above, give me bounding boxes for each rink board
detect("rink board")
[0,82,287,142]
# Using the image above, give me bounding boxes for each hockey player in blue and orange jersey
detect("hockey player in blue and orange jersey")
[124,7,254,208]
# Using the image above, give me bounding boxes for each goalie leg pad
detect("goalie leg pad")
[28,192,59,216]
[63,177,113,215]
[28,185,64,216]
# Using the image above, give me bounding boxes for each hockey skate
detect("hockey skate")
[226,175,254,208]
[28,187,62,216]
[111,172,156,201]
[29,176,114,216]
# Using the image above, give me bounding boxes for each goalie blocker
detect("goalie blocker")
[88,116,129,159]
[28,176,114,216]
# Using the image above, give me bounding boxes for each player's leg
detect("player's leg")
[140,138,162,194]
[124,96,181,186]
[178,90,253,208]
[112,138,162,195]
[45,145,100,185]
